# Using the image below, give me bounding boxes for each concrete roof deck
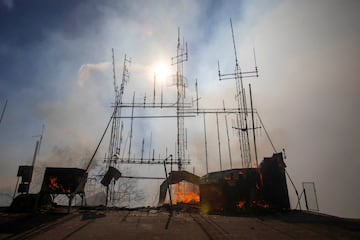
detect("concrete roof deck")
[1,206,359,240]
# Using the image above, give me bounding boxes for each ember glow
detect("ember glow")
[237,200,270,209]
[48,176,71,193]
[250,200,270,209]
[237,201,246,209]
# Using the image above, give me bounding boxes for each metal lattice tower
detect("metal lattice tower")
[107,49,131,169]
[171,28,188,171]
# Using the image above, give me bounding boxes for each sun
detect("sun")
[153,63,170,82]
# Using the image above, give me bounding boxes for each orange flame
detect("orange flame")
[49,176,71,193]
[172,182,200,204]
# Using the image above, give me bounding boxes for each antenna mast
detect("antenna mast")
[171,27,188,170]
[105,49,131,205]
[218,18,259,168]
[107,49,131,168]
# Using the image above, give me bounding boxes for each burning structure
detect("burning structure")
[10,167,87,212]
[159,171,200,205]
[40,167,87,208]
[157,153,290,213]
[88,21,295,211]
[199,153,290,213]
[40,168,87,195]
[10,21,297,213]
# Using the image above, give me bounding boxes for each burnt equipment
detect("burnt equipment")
[40,167,87,210]
[40,167,87,194]
[16,166,33,194]
[101,167,121,187]
[199,153,290,213]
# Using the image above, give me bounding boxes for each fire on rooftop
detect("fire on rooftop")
[9,21,309,215]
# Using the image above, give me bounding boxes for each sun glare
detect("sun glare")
[154,63,170,82]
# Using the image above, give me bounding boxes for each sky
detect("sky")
[0,0,359,218]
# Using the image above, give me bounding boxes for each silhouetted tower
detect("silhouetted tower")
[172,28,188,171]
[107,49,131,168]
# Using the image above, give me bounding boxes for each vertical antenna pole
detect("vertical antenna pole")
[38,124,45,157]
[31,141,40,167]
[128,92,135,161]
[108,48,118,168]
[28,140,39,193]
[118,121,124,154]
[161,80,163,108]
[176,27,181,171]
[236,114,244,167]
[216,113,222,171]
[249,84,258,167]
[29,124,45,192]
[173,27,188,171]
[0,99,8,126]
[303,183,309,211]
[141,138,145,163]
[195,79,199,114]
[203,113,208,174]
[223,101,233,169]
[12,177,20,200]
[112,49,117,94]
[170,151,173,174]
[153,74,156,105]
[253,47,258,77]
[148,132,152,160]
[217,61,221,80]
[230,18,239,67]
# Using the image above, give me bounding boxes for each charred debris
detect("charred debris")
[10,20,308,215]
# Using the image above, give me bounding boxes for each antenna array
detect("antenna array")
[217,18,259,168]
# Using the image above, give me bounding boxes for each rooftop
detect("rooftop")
[1,206,359,240]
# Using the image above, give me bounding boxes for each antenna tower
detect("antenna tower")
[171,28,188,170]
[218,19,259,168]
[107,49,131,168]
